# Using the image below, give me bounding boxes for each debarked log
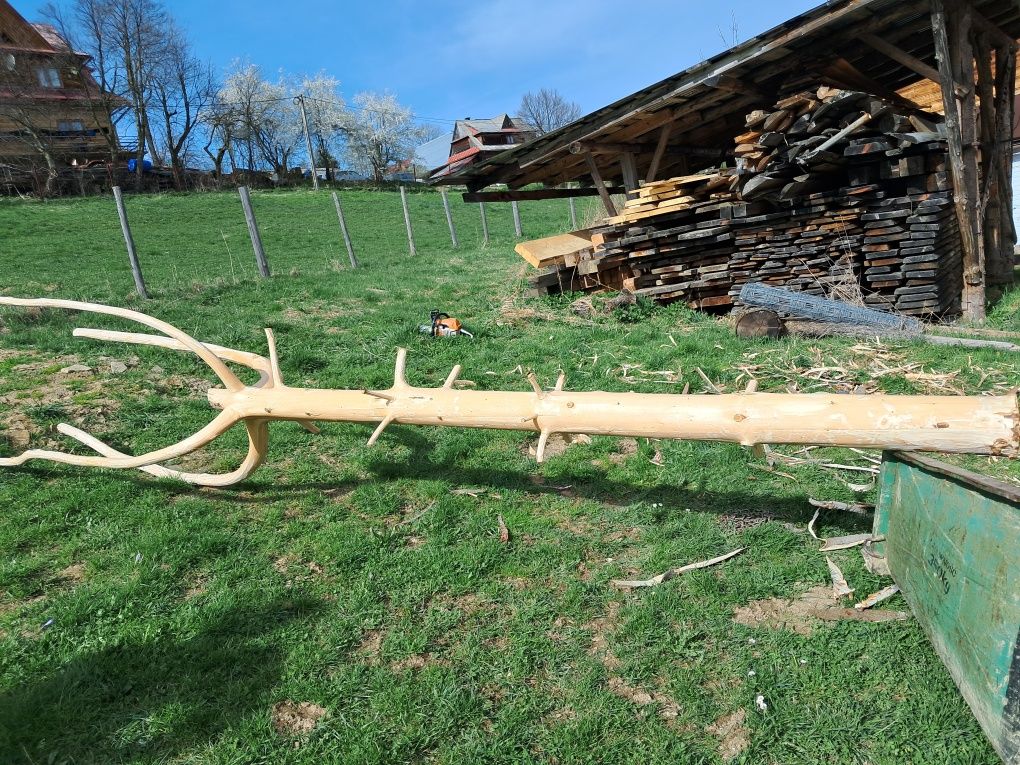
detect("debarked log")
[0,296,1017,487]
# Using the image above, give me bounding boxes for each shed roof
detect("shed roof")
[435,0,1020,191]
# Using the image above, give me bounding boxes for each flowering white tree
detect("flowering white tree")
[298,71,348,180]
[217,62,300,176]
[344,91,429,182]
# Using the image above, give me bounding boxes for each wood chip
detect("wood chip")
[695,367,721,394]
[808,508,820,539]
[854,583,900,610]
[497,514,510,544]
[826,556,855,599]
[820,533,872,551]
[808,498,874,515]
[612,547,744,588]
[450,487,487,497]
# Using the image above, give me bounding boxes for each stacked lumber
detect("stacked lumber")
[525,86,962,318]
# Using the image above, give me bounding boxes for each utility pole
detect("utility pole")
[294,94,319,191]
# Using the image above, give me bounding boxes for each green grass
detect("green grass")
[0,188,1017,764]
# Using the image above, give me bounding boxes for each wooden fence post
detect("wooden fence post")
[331,191,358,268]
[569,197,578,230]
[479,202,489,245]
[111,185,149,299]
[238,186,271,278]
[441,189,459,248]
[400,186,417,256]
[511,200,522,238]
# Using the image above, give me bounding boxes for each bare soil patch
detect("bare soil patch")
[707,708,751,762]
[733,584,910,636]
[57,563,85,584]
[271,700,327,736]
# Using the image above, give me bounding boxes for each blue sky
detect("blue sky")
[17,0,820,129]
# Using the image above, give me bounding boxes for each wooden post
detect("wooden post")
[511,200,522,238]
[238,185,271,278]
[111,186,149,299]
[569,196,577,229]
[620,152,639,193]
[441,188,458,248]
[583,150,617,217]
[479,202,489,245]
[994,42,1017,282]
[400,186,416,256]
[331,191,357,268]
[294,94,319,192]
[932,0,984,321]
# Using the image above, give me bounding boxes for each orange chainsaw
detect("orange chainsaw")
[420,310,473,338]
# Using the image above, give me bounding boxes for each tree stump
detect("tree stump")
[735,309,784,339]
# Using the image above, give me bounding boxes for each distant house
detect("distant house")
[425,114,536,180]
[0,0,124,173]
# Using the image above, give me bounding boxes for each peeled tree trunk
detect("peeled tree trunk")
[0,297,1017,487]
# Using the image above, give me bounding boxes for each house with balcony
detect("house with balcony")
[0,0,124,177]
[425,114,536,180]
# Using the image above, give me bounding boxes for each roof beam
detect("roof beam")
[704,74,770,99]
[860,32,944,85]
[462,186,625,203]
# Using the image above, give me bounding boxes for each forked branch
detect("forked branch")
[1,296,1018,488]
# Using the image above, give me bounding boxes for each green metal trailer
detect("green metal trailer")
[873,452,1020,763]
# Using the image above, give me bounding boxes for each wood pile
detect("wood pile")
[526,86,962,317]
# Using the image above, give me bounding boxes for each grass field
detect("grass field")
[1,187,1018,764]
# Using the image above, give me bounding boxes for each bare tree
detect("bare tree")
[343,91,428,182]
[517,88,581,135]
[201,93,237,186]
[150,22,215,188]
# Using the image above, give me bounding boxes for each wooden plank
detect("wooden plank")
[873,452,1020,761]
[514,230,593,268]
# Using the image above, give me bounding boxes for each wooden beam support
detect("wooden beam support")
[582,150,617,217]
[932,0,985,321]
[462,187,626,203]
[645,121,673,184]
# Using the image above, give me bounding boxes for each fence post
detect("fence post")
[400,186,417,256]
[479,202,489,245]
[111,185,149,299]
[440,188,458,248]
[238,186,271,278]
[569,197,578,230]
[511,200,522,238]
[331,191,358,268]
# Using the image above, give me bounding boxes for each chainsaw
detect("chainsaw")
[420,310,473,338]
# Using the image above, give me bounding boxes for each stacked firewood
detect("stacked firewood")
[526,86,961,317]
